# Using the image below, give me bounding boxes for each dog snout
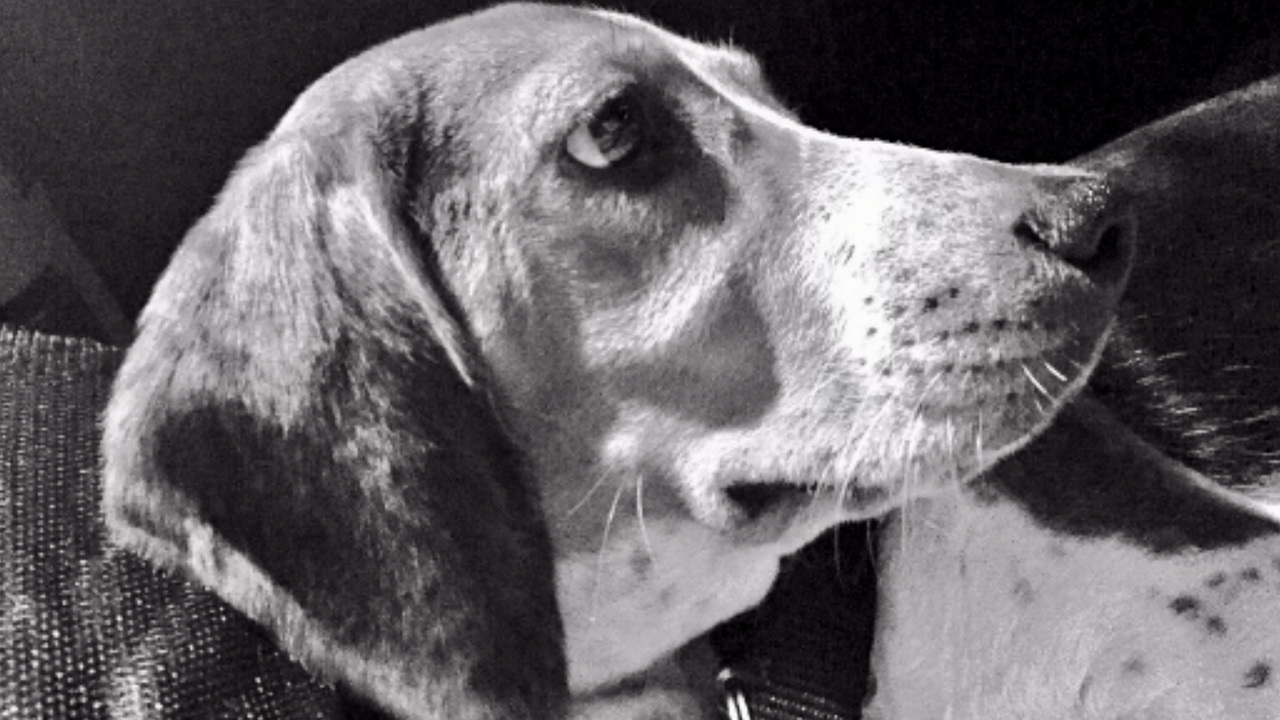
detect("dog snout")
[1015,176,1136,286]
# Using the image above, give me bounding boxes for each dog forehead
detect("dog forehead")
[284,3,773,143]
[432,4,767,110]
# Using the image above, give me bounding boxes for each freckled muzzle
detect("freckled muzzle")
[719,144,1138,524]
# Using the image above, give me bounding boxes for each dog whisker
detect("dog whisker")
[837,378,912,518]
[565,468,613,519]
[974,408,986,470]
[635,473,655,565]
[590,479,630,620]
[1042,359,1069,383]
[1020,361,1054,403]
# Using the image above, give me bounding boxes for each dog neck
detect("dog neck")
[865,398,1280,720]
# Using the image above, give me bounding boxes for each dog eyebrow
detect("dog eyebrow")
[599,13,792,125]
[591,9,759,80]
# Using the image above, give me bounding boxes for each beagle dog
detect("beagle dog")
[867,76,1280,720]
[101,4,1136,719]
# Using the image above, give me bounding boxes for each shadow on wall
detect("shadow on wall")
[0,0,1277,321]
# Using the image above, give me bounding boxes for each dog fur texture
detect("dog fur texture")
[867,76,1280,720]
[100,5,1137,719]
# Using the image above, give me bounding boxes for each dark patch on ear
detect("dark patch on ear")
[985,402,1279,554]
[153,323,565,719]
[1241,566,1262,582]
[1245,661,1272,689]
[373,87,484,352]
[1206,571,1228,588]
[1079,81,1280,485]
[1089,328,1276,486]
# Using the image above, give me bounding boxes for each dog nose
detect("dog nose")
[1015,176,1136,283]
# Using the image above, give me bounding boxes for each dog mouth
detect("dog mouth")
[712,520,881,718]
[715,486,888,714]
[724,482,820,521]
[723,481,888,525]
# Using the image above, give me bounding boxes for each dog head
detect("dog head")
[102,4,1136,716]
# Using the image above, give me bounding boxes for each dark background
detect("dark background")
[2,0,1277,321]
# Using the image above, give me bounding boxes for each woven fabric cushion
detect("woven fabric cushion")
[0,325,346,719]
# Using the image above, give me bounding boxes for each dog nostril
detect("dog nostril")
[1016,177,1135,281]
[1080,219,1128,275]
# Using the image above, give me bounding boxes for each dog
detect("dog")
[865,76,1280,720]
[100,4,1136,719]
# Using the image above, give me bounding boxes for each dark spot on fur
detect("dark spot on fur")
[990,318,1009,332]
[1122,656,1147,676]
[1245,662,1272,689]
[864,296,874,305]
[1017,320,1034,331]
[1075,674,1092,707]
[1206,572,1228,588]
[961,321,980,334]
[948,287,960,299]
[886,305,906,319]
[923,297,939,312]
[1005,391,1019,403]
[968,480,1002,506]
[1242,567,1262,583]
[941,363,955,374]
[867,327,878,337]
[629,548,653,576]
[1206,615,1227,636]
[967,364,985,373]
[936,330,950,342]
[1012,578,1035,605]
[1170,595,1201,617]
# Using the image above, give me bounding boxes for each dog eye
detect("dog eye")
[565,95,644,169]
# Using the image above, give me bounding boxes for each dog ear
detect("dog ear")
[1077,75,1280,483]
[102,87,566,720]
